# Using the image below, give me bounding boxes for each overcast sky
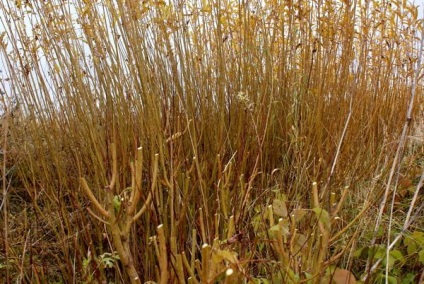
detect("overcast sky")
[417,0,424,17]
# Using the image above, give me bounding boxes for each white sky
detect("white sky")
[417,0,424,18]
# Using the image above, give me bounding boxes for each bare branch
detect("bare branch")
[80,177,109,218]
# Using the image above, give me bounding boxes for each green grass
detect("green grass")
[0,0,423,283]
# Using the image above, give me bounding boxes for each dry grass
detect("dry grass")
[0,0,423,283]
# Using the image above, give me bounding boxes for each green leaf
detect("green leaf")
[354,246,369,258]
[387,275,397,284]
[406,241,417,255]
[412,231,424,246]
[212,249,237,264]
[402,273,417,284]
[291,209,307,222]
[312,207,330,231]
[419,249,424,265]
[371,245,386,259]
[376,273,397,284]
[102,257,115,268]
[384,254,395,270]
[405,231,424,247]
[83,258,91,269]
[269,219,290,236]
[272,199,288,217]
[390,250,405,263]
[113,195,121,212]
[302,272,314,283]
[269,224,280,232]
[292,233,308,253]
